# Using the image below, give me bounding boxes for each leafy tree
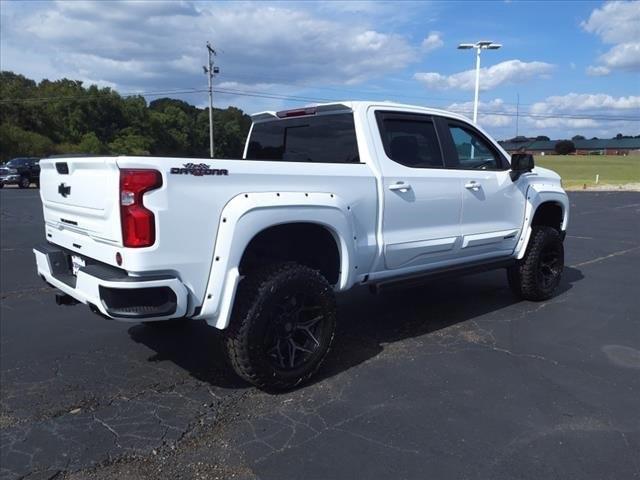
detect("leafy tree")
[0,70,253,160]
[208,107,252,158]
[554,140,576,155]
[109,128,153,155]
[572,135,585,141]
[78,132,106,154]
[150,107,193,156]
[0,123,54,160]
[535,135,550,141]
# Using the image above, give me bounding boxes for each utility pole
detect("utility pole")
[203,42,219,158]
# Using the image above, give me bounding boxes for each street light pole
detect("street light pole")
[473,46,481,123]
[457,41,502,124]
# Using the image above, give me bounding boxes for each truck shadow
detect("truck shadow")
[128,267,584,391]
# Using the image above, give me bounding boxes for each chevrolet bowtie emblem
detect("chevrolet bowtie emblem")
[58,183,71,198]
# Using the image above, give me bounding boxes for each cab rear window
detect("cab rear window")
[245,113,360,163]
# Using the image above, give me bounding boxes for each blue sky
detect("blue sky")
[1,0,639,139]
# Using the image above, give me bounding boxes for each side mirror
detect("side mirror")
[510,153,534,181]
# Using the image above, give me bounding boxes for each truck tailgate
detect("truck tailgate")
[39,157,122,244]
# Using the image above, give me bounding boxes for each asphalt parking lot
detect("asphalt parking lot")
[1,188,639,480]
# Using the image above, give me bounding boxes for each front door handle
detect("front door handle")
[465,181,481,191]
[389,182,412,192]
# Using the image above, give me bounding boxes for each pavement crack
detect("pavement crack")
[93,415,121,448]
[332,426,421,455]
[571,245,640,268]
[618,430,640,476]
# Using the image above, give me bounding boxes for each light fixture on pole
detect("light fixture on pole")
[457,41,502,124]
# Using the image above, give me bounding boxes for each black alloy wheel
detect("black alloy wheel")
[537,241,563,290]
[225,262,336,390]
[265,292,327,371]
[507,226,564,301]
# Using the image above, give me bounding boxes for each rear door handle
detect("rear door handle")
[389,182,412,192]
[465,181,480,191]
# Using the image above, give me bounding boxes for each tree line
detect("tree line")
[0,71,251,162]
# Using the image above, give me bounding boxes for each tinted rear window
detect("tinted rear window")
[245,113,360,163]
[375,112,443,168]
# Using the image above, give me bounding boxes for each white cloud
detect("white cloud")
[581,1,640,45]
[530,93,640,114]
[0,0,419,102]
[421,31,443,53]
[586,65,611,76]
[447,98,514,127]
[414,60,554,91]
[526,93,640,134]
[602,42,640,71]
[582,1,640,74]
[444,93,640,139]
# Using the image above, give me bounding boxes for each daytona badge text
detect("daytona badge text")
[170,163,228,176]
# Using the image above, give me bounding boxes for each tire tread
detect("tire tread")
[225,262,335,390]
[508,226,563,301]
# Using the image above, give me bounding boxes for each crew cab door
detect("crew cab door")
[372,110,462,270]
[436,118,526,259]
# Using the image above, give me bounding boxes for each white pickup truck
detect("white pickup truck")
[34,101,569,389]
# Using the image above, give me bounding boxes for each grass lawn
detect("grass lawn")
[535,155,640,189]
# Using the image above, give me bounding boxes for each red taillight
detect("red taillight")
[119,169,162,248]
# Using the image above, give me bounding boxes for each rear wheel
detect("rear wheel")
[19,177,30,189]
[508,226,564,301]
[225,262,336,390]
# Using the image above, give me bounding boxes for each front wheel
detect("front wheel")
[19,177,30,189]
[225,262,336,390]
[508,226,564,301]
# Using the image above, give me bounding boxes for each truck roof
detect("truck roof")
[251,101,472,124]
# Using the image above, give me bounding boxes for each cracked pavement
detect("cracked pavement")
[1,189,639,479]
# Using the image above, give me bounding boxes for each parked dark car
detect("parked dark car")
[0,157,40,188]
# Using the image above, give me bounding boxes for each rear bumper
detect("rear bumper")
[34,243,188,321]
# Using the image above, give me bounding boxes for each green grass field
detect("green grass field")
[535,155,640,189]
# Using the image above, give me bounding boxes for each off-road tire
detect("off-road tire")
[19,177,30,189]
[508,226,564,301]
[225,262,336,391]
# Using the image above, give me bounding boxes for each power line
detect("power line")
[0,88,208,104]
[217,72,477,105]
[211,88,640,122]
[2,85,639,122]
[449,108,640,122]
[213,87,334,104]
